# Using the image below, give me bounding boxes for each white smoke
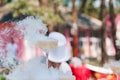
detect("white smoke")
[15,16,48,46]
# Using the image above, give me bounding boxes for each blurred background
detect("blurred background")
[0,0,120,65]
[0,0,120,80]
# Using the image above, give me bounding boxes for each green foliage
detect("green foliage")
[115,7,120,14]
[9,0,36,17]
[38,6,63,25]
[7,0,63,25]
[84,0,99,18]
[0,75,5,80]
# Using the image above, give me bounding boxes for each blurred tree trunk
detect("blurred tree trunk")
[38,0,49,6]
[79,0,87,13]
[72,0,78,22]
[0,0,3,6]
[53,1,59,14]
[109,0,117,60]
[71,0,78,57]
[99,0,107,64]
[38,0,43,6]
[99,0,106,20]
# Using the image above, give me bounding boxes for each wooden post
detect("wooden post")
[71,0,78,57]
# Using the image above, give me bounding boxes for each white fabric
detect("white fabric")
[48,45,70,63]
[48,32,72,74]
[48,32,66,47]
[71,57,82,68]
[40,56,72,74]
[5,57,75,80]
[6,43,17,58]
[59,62,72,74]
[1,43,19,68]
[85,64,113,74]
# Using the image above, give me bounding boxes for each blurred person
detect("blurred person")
[47,32,72,74]
[48,45,72,74]
[70,57,91,80]
[86,63,114,80]
[21,31,72,74]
